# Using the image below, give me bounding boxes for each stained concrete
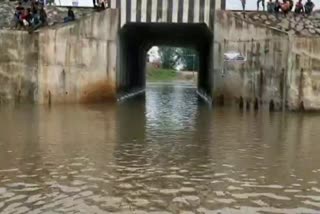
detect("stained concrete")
[288,36,320,110]
[214,11,289,109]
[3,5,320,110]
[214,11,320,110]
[37,9,119,104]
[0,30,38,103]
[0,9,119,104]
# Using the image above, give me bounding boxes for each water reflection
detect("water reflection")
[0,84,320,213]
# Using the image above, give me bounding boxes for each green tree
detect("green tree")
[158,46,182,69]
[157,47,198,71]
[179,48,199,71]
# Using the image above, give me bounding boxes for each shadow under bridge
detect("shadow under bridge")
[117,22,214,101]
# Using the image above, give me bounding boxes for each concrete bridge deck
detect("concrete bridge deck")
[108,0,215,28]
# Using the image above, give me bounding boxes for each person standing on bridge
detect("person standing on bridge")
[240,0,246,11]
[281,0,291,16]
[274,0,281,15]
[64,7,75,22]
[305,0,315,15]
[92,0,97,8]
[257,0,265,11]
[267,0,275,12]
[295,0,304,14]
[105,0,110,8]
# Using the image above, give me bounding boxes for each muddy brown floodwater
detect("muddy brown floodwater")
[1,83,320,213]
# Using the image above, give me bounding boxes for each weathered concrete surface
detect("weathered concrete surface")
[37,9,119,104]
[0,9,119,104]
[3,5,320,110]
[214,11,320,110]
[287,37,320,110]
[213,11,289,109]
[0,30,38,103]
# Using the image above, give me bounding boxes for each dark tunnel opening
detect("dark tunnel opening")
[117,23,213,99]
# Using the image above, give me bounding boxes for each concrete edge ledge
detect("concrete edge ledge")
[0,8,118,33]
[197,90,213,107]
[223,11,289,36]
[117,89,145,102]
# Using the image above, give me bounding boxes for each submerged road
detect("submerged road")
[1,83,320,213]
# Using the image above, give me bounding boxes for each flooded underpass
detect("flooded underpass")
[1,84,320,213]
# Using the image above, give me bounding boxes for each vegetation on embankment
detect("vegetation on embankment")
[147,68,177,82]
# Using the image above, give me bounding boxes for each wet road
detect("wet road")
[1,84,320,213]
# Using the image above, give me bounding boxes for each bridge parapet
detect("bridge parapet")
[109,0,215,28]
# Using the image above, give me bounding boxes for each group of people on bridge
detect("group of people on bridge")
[92,0,110,10]
[14,1,47,30]
[14,0,76,31]
[13,0,113,32]
[241,0,315,16]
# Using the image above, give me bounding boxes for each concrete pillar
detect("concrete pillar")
[216,0,226,10]
[221,0,226,10]
[215,0,221,10]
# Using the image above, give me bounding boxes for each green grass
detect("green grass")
[147,68,177,82]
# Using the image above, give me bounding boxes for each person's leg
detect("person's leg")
[18,19,22,28]
[257,0,260,10]
[33,21,42,30]
[262,0,265,11]
[305,6,310,15]
[14,15,19,28]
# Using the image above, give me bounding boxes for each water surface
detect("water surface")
[1,84,320,213]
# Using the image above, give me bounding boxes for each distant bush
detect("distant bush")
[147,68,177,82]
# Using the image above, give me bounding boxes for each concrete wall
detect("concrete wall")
[0,31,38,103]
[37,9,119,104]
[213,11,289,109]
[288,37,320,110]
[3,8,320,110]
[215,0,222,10]
[0,9,119,104]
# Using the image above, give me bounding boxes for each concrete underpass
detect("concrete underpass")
[117,23,214,100]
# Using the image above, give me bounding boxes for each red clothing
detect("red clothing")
[21,13,31,21]
[296,2,303,9]
[281,1,290,11]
